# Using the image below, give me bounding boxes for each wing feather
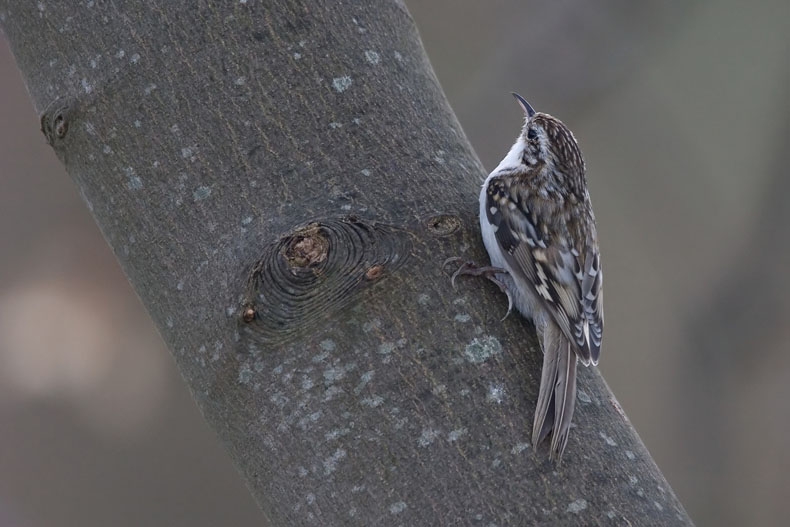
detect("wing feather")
[486,174,603,365]
[581,248,603,363]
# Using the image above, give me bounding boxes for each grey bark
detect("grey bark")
[1,2,692,526]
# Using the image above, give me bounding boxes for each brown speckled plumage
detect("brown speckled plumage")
[451,93,603,461]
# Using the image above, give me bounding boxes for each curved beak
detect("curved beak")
[511,92,536,118]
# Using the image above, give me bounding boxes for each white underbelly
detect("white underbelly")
[478,180,545,329]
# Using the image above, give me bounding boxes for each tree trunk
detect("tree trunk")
[1,1,692,525]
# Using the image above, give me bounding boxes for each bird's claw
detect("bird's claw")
[442,256,466,270]
[500,289,514,321]
[443,257,474,291]
[443,257,513,319]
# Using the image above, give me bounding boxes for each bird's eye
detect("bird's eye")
[527,128,538,140]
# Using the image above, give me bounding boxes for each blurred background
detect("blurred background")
[1,1,788,525]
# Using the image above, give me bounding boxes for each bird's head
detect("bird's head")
[511,92,585,176]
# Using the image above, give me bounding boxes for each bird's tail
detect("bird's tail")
[532,321,578,461]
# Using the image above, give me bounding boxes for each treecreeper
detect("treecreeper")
[447,93,604,461]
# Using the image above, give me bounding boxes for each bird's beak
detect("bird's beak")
[511,92,536,118]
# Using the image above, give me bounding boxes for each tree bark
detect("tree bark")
[1,2,692,525]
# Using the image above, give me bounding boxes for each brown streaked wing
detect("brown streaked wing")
[486,174,593,364]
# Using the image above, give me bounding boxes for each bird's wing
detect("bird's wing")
[580,242,603,363]
[485,174,603,364]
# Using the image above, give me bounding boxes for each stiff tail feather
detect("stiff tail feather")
[532,321,578,461]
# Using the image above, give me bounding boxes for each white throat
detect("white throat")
[490,135,525,177]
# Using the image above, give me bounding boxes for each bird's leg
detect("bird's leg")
[442,257,514,320]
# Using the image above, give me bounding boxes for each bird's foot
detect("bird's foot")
[442,257,514,320]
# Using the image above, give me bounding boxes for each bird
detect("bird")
[446,93,603,461]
